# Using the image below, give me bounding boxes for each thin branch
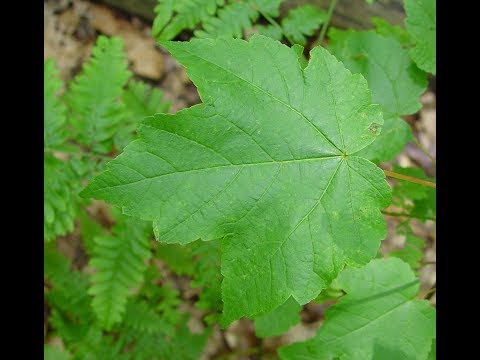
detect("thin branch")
[318,0,338,44]
[255,8,295,45]
[383,169,436,188]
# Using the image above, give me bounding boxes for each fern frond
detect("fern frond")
[44,59,67,150]
[154,283,183,325]
[157,241,222,321]
[123,318,209,360]
[115,81,171,150]
[152,0,225,41]
[45,247,94,352]
[65,36,131,153]
[88,215,152,330]
[123,81,170,117]
[44,247,93,321]
[44,156,79,242]
[122,299,175,336]
[194,2,257,38]
[71,326,128,360]
[195,0,282,39]
[156,243,195,276]
[281,4,326,45]
[153,0,283,40]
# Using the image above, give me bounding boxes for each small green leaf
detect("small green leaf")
[404,0,436,74]
[279,258,436,360]
[371,17,413,46]
[254,297,301,338]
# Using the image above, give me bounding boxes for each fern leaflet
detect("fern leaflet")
[88,214,152,329]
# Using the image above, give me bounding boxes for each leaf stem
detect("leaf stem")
[318,0,338,44]
[383,169,436,188]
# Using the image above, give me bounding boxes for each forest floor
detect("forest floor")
[44,1,436,358]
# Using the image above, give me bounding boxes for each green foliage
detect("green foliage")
[404,0,436,74]
[391,166,436,221]
[390,233,426,271]
[117,80,170,150]
[279,258,436,359]
[44,156,79,241]
[157,240,223,323]
[194,1,258,39]
[371,17,412,46]
[46,1,436,355]
[45,240,208,359]
[153,0,326,45]
[88,215,152,329]
[44,59,67,150]
[152,0,225,41]
[254,297,301,338]
[44,36,169,244]
[45,34,179,359]
[280,5,326,46]
[82,35,391,326]
[122,299,175,335]
[44,247,93,322]
[44,247,98,353]
[44,60,78,241]
[65,36,131,154]
[328,29,427,162]
[44,344,71,360]
[427,340,436,360]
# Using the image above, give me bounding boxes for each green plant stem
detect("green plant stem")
[318,0,338,44]
[381,210,436,222]
[412,137,436,165]
[383,169,436,188]
[255,7,295,45]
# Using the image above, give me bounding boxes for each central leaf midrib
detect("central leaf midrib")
[93,154,343,193]
[180,47,343,154]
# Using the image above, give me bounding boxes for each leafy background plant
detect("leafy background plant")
[44,0,435,358]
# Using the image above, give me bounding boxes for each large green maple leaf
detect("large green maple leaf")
[279,258,436,360]
[82,35,391,325]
